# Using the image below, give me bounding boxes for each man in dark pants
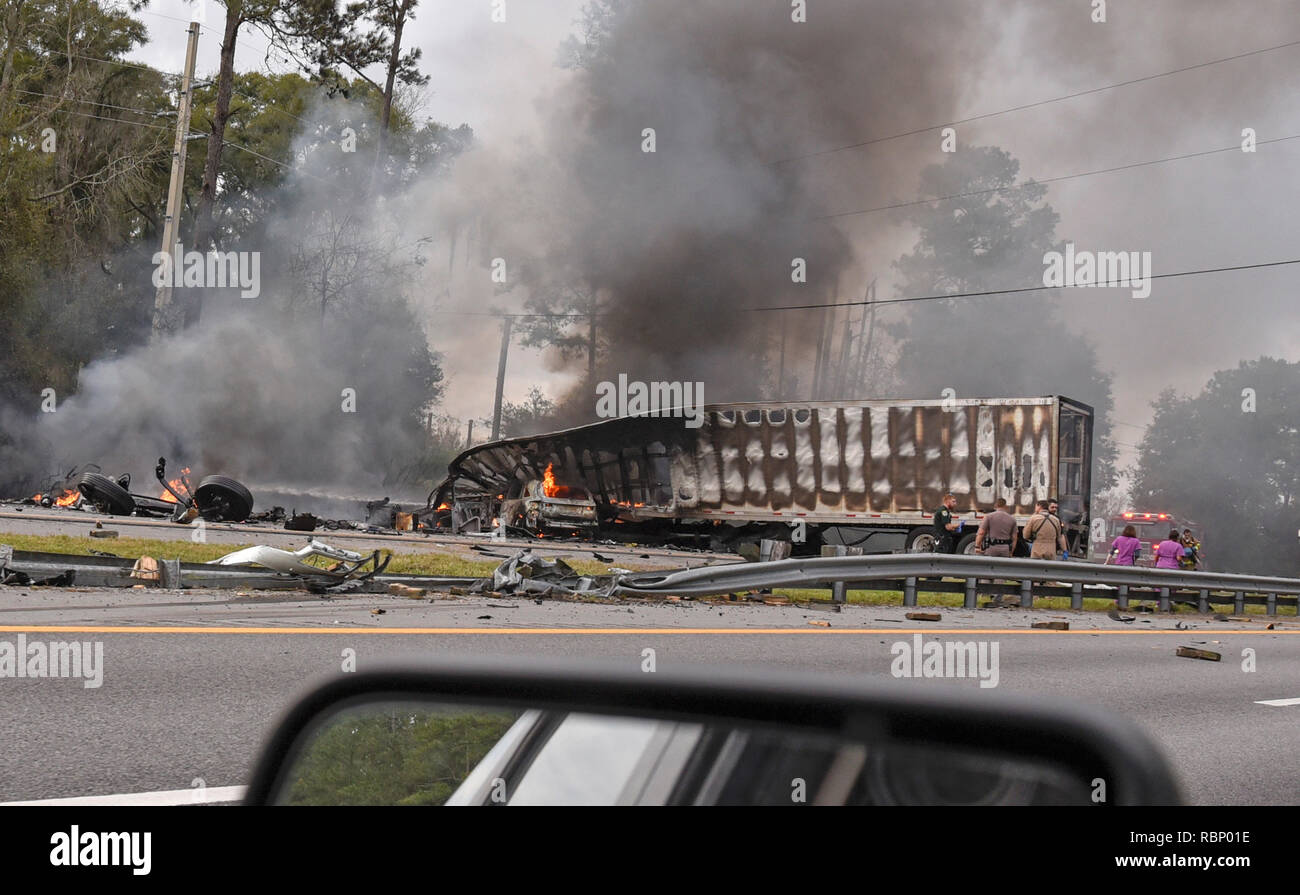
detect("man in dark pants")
[932,493,962,553]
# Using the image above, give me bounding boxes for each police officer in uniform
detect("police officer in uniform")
[932,493,962,553]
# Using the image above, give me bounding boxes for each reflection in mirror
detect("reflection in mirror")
[277,702,522,805]
[276,701,1094,806]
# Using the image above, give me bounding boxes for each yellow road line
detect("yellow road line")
[0,626,1290,635]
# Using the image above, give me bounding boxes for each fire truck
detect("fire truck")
[1091,511,1202,567]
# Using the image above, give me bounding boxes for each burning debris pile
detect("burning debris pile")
[9,452,439,537]
[41,457,256,523]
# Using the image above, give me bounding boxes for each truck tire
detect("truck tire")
[956,533,979,555]
[905,528,937,553]
[77,473,136,516]
[193,475,254,522]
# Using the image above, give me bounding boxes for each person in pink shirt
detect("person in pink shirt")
[1107,524,1142,566]
[1152,530,1184,569]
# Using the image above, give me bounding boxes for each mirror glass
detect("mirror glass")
[272,700,1096,806]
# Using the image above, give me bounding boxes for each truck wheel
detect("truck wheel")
[956,533,979,555]
[905,528,936,553]
[77,473,136,516]
[193,475,254,522]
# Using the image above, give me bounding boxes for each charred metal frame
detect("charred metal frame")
[434,396,1093,537]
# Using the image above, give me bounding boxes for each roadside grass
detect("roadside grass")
[0,532,612,578]
[1,532,1292,615]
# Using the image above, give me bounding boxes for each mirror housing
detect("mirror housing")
[246,657,1180,806]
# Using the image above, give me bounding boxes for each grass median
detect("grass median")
[0,532,612,578]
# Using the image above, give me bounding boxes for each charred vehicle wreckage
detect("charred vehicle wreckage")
[77,457,254,522]
[23,457,255,523]
[431,395,1095,557]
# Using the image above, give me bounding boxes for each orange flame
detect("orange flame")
[542,463,558,498]
[436,503,450,511]
[33,490,80,506]
[160,467,192,503]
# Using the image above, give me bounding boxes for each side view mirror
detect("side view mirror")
[245,658,1181,806]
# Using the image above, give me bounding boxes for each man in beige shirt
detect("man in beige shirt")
[1023,500,1066,559]
[975,498,1019,557]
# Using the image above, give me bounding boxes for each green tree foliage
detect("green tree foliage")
[501,386,558,438]
[888,145,1118,489]
[0,0,170,402]
[1131,357,1300,575]
[284,707,519,805]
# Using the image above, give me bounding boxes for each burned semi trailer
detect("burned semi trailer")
[432,395,1093,556]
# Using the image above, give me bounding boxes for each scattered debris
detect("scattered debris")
[476,614,492,620]
[130,556,160,582]
[807,619,831,627]
[387,583,427,598]
[1108,609,1135,623]
[1176,646,1221,662]
[905,611,941,622]
[89,530,119,539]
[1032,621,1069,630]
[371,609,386,615]
[475,549,616,597]
[284,512,320,532]
[591,551,613,562]
[208,540,390,593]
[248,506,287,524]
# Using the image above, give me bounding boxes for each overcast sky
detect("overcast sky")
[127,1,1300,471]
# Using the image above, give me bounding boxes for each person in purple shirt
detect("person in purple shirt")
[1153,530,1185,569]
[1107,524,1142,566]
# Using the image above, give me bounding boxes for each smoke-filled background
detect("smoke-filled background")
[2,0,1298,567]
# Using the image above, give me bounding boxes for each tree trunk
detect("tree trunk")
[188,1,243,327]
[0,1,30,125]
[373,0,409,178]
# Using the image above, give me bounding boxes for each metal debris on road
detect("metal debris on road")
[1176,646,1221,661]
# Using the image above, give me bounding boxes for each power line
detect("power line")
[10,98,170,131]
[63,51,179,77]
[818,132,1300,221]
[751,257,1300,313]
[770,36,1300,165]
[13,88,172,118]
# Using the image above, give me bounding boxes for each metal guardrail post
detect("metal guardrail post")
[1267,592,1277,616]
[1234,591,1245,614]
[964,577,977,609]
[1019,578,1033,608]
[1158,586,1171,613]
[903,576,917,607]
[160,559,182,589]
[1198,588,1209,614]
[826,544,852,604]
[1070,582,1083,611]
[1117,584,1129,610]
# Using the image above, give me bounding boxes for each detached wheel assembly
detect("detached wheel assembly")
[193,475,254,522]
[77,473,137,516]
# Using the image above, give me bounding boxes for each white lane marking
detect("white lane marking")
[1,785,246,806]
[1255,697,1300,707]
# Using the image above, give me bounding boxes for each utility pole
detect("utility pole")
[150,21,201,343]
[490,316,513,440]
